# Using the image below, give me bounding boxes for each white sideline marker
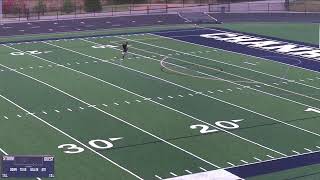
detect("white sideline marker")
[125,101,131,104]
[254,157,262,162]
[165,169,243,180]
[292,150,300,154]
[240,160,248,164]
[199,167,207,172]
[170,172,178,177]
[244,61,257,66]
[304,148,312,152]
[266,155,274,159]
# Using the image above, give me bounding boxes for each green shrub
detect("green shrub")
[84,0,102,12]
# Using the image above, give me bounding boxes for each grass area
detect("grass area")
[0,24,320,179]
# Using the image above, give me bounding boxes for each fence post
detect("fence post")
[0,0,2,20]
[112,6,114,16]
[27,8,29,20]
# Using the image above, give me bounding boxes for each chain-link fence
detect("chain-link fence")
[1,0,217,20]
[209,1,320,13]
[1,0,319,21]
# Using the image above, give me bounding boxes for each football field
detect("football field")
[0,24,320,180]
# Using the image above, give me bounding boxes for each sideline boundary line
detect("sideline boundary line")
[117,37,320,109]
[117,37,320,104]
[149,33,320,87]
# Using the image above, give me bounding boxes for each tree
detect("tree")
[34,0,46,15]
[84,0,102,12]
[63,0,75,13]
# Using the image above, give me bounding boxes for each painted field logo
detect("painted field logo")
[200,32,320,61]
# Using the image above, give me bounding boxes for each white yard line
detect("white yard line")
[120,36,320,105]
[0,57,221,169]
[37,41,289,156]
[150,33,320,90]
[0,148,8,155]
[0,93,143,179]
[78,39,320,141]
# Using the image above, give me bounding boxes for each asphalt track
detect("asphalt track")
[0,13,320,37]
